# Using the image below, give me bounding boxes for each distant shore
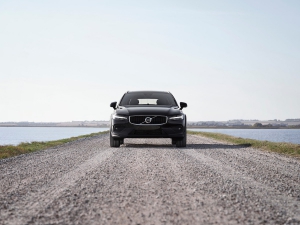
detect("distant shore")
[1,119,300,129]
[1,125,300,129]
[188,126,300,129]
[0,125,109,128]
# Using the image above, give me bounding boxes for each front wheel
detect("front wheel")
[110,132,120,147]
[171,138,176,145]
[176,130,187,148]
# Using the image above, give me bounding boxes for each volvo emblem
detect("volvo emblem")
[145,117,152,123]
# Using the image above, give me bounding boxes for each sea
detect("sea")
[0,127,299,146]
[188,129,300,145]
[0,127,109,146]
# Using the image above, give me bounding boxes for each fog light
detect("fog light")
[114,125,124,132]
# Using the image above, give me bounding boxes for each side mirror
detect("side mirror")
[110,102,117,109]
[180,102,187,110]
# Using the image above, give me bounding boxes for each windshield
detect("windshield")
[119,92,177,106]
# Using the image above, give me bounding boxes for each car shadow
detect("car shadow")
[185,143,251,149]
[123,143,251,149]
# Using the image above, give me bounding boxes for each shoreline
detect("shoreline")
[1,130,299,160]
[0,126,300,129]
[0,126,109,128]
[188,127,300,129]
[0,131,109,159]
[188,131,300,158]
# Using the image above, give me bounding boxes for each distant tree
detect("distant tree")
[253,123,263,127]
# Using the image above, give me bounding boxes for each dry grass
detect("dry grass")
[0,130,109,159]
[188,131,300,157]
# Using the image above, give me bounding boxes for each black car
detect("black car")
[109,91,187,147]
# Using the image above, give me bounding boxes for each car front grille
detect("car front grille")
[129,116,167,125]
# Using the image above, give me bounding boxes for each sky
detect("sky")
[1,0,300,122]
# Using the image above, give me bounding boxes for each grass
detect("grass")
[188,130,300,157]
[2,130,299,159]
[0,130,109,160]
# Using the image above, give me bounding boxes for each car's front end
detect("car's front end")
[109,91,187,147]
[111,111,186,139]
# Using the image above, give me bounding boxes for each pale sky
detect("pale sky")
[1,0,299,122]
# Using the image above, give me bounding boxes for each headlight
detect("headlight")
[169,115,184,120]
[112,115,127,120]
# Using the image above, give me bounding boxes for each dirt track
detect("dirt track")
[0,133,300,224]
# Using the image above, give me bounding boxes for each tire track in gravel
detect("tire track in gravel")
[0,134,111,224]
[184,149,300,221]
[0,134,109,195]
[1,134,300,225]
[2,148,117,225]
[187,134,300,198]
[28,140,235,224]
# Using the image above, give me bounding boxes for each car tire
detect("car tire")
[171,138,176,145]
[110,132,120,147]
[176,129,187,148]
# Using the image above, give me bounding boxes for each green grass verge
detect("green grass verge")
[0,130,109,160]
[188,131,300,157]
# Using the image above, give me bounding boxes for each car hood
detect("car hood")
[116,106,181,116]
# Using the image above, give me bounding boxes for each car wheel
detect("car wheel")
[176,130,187,148]
[171,138,176,145]
[110,132,120,147]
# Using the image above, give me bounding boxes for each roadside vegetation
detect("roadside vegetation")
[2,130,299,160]
[0,131,109,159]
[188,131,300,158]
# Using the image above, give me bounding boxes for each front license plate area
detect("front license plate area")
[134,125,160,130]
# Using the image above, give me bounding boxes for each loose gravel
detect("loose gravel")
[0,133,299,224]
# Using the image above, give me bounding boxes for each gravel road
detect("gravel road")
[1,133,300,224]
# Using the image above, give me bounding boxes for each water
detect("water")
[188,129,300,144]
[0,127,109,146]
[1,127,299,146]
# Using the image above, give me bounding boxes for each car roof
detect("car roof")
[126,90,170,94]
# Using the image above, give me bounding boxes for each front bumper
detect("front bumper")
[111,119,185,139]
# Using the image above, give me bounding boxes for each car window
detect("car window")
[138,99,158,105]
[120,92,177,106]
